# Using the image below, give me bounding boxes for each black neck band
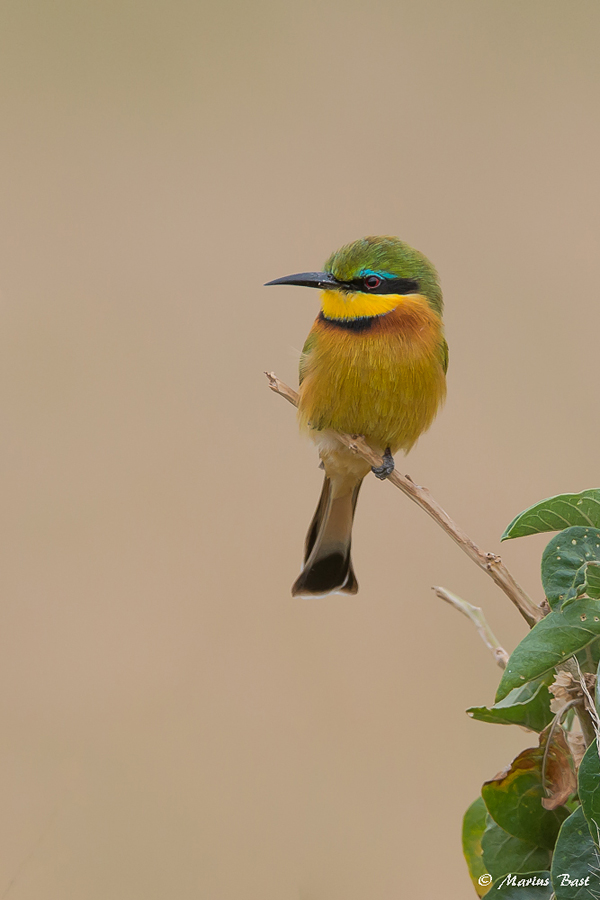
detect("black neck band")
[318,311,379,332]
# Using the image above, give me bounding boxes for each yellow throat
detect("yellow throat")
[320,288,410,320]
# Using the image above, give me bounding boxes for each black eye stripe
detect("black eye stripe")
[346,276,420,295]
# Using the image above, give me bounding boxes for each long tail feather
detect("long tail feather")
[304,476,331,563]
[292,475,362,597]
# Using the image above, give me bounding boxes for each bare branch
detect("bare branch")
[432,586,509,668]
[266,371,542,626]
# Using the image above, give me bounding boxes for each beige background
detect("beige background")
[0,1,598,897]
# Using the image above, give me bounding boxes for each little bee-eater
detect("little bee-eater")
[267,236,447,598]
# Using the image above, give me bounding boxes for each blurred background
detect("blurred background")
[0,1,598,897]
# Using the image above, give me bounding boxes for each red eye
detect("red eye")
[364,275,382,290]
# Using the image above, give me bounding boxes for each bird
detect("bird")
[266,235,447,598]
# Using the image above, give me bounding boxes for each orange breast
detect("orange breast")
[298,295,446,453]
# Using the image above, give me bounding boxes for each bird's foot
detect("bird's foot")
[372,447,395,480]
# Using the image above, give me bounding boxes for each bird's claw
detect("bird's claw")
[372,447,394,480]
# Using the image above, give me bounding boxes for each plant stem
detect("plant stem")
[577,704,597,749]
[432,587,509,668]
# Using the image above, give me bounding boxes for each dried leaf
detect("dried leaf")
[539,726,577,810]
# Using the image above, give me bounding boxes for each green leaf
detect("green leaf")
[463,796,492,896]
[481,816,551,881]
[481,731,571,849]
[502,490,600,541]
[579,740,600,843]
[586,562,600,600]
[541,527,600,610]
[490,871,553,897]
[496,599,600,701]
[577,637,600,675]
[551,805,600,898]
[468,678,553,733]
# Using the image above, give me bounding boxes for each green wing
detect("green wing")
[299,332,317,385]
[440,338,449,374]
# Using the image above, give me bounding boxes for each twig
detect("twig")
[266,371,542,627]
[573,658,600,747]
[432,586,509,668]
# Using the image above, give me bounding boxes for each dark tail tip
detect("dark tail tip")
[291,552,358,598]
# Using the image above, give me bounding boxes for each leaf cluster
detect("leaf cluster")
[462,490,600,897]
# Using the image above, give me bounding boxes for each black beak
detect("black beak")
[264,271,343,290]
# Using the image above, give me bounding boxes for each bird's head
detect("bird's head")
[266,236,442,319]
